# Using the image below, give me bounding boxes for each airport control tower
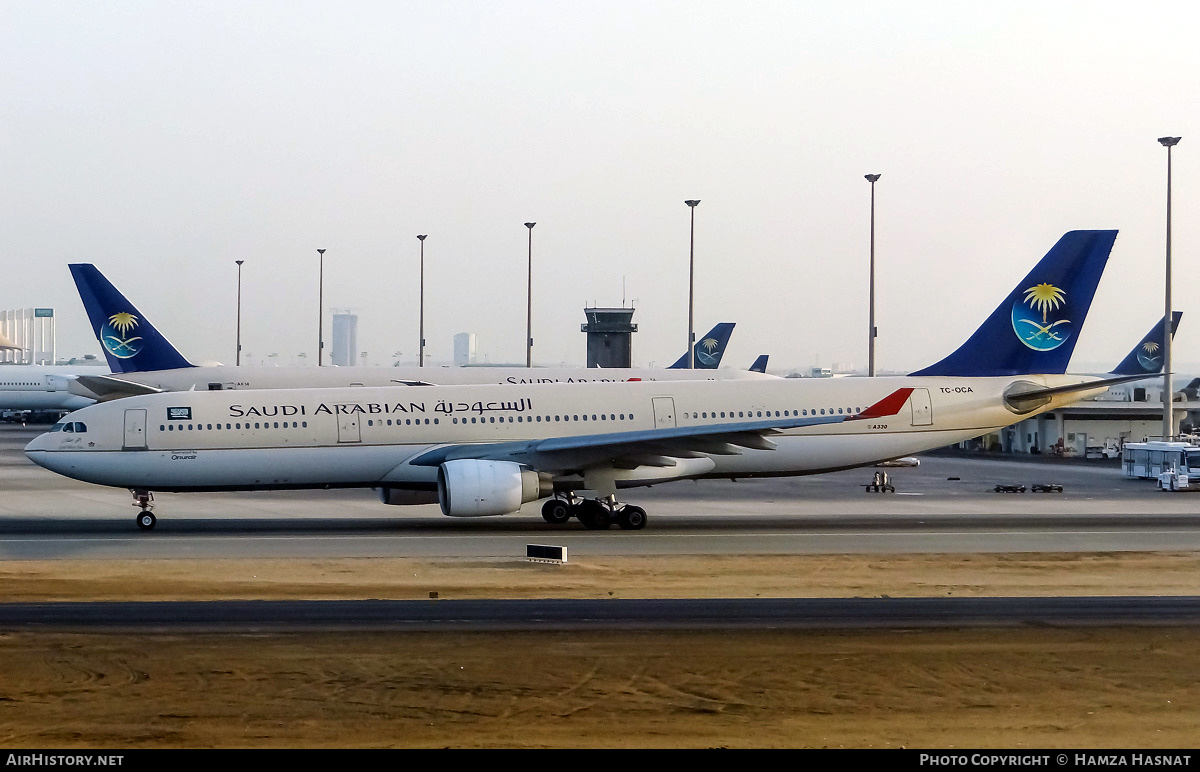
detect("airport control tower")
[581,307,637,368]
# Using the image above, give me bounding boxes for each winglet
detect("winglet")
[69,264,194,373]
[853,388,914,420]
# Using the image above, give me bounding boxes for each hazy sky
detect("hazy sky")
[4,1,1198,373]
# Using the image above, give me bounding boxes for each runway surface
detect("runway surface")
[4,596,1200,631]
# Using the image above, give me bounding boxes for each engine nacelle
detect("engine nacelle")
[437,459,544,517]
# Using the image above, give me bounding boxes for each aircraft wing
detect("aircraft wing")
[409,388,914,473]
[70,374,163,401]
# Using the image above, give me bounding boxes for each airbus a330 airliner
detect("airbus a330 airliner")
[27,230,1145,530]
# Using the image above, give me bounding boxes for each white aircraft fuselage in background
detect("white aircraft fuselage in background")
[69,363,776,401]
[0,365,105,413]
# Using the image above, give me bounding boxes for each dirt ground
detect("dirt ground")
[2,552,1200,748]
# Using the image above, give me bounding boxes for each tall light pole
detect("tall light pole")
[525,222,535,367]
[684,200,701,368]
[417,235,427,367]
[865,174,881,376]
[1159,136,1181,439]
[317,248,326,366]
[235,260,244,366]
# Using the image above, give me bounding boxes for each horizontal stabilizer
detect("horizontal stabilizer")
[1004,373,1161,407]
[70,374,163,401]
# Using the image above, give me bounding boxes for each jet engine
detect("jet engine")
[437,459,545,517]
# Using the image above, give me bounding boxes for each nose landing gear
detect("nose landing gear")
[131,489,156,530]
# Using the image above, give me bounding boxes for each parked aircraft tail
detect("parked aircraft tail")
[1109,312,1181,376]
[668,322,735,369]
[749,354,769,373]
[910,230,1118,377]
[69,264,195,373]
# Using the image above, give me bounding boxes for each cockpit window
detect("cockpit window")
[73,422,87,433]
[50,423,65,432]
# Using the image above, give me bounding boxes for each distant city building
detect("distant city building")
[454,332,477,366]
[581,307,637,368]
[331,312,358,366]
[1,307,55,365]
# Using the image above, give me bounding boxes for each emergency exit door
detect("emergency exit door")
[652,397,676,429]
[909,388,933,426]
[123,409,147,450]
[337,413,361,443]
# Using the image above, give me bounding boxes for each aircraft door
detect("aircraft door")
[337,413,361,443]
[910,388,933,426]
[652,397,676,429]
[123,409,148,450]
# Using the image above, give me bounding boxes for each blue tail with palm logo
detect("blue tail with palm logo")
[1110,312,1181,376]
[69,264,195,373]
[668,322,735,369]
[910,230,1118,377]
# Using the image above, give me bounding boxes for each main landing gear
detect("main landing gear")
[541,494,647,531]
[131,489,156,530]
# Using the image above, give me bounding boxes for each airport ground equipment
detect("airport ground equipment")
[863,470,895,493]
[1156,467,1197,491]
[1031,483,1063,493]
[1122,440,1200,481]
[994,484,1026,493]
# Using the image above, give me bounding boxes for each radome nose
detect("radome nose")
[24,431,52,461]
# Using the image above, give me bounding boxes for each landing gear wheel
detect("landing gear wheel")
[541,498,571,525]
[577,499,611,530]
[130,489,156,531]
[617,505,647,530]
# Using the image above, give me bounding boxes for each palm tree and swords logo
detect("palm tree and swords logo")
[695,335,723,366]
[100,311,144,359]
[1012,282,1071,351]
[1137,340,1163,372]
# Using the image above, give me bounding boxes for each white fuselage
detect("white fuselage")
[0,365,105,412]
[68,363,776,402]
[103,363,774,390]
[26,374,1105,496]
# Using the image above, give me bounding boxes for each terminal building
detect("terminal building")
[1,307,55,365]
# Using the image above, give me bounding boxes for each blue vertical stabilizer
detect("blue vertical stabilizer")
[669,322,735,369]
[1109,312,1181,376]
[910,230,1118,377]
[69,264,195,373]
